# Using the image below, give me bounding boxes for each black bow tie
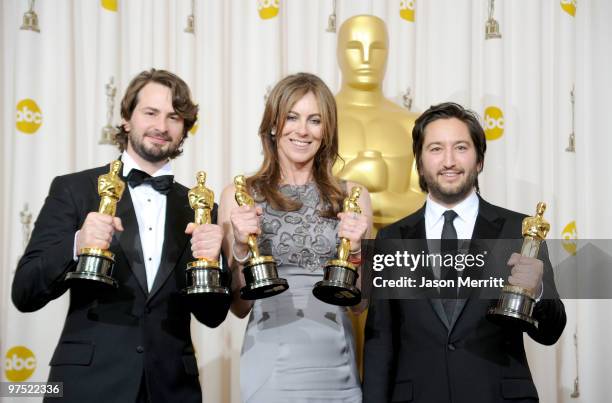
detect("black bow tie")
[126,169,174,195]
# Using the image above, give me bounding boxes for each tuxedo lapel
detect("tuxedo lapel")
[398,204,426,240]
[114,187,149,296]
[450,196,506,331]
[398,206,450,330]
[472,197,506,242]
[148,183,191,302]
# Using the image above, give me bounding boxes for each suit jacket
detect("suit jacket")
[362,197,566,403]
[12,164,231,403]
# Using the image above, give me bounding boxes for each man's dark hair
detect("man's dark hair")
[412,102,487,193]
[113,69,198,158]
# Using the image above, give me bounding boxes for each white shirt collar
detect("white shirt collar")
[425,190,480,228]
[121,151,173,178]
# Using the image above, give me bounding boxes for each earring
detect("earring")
[270,128,276,138]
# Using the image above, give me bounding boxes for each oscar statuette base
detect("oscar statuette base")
[183,259,230,297]
[312,259,361,306]
[65,248,118,288]
[240,256,288,300]
[487,285,538,331]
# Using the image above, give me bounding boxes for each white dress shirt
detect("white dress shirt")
[424,191,479,282]
[425,191,480,241]
[424,191,543,299]
[122,152,171,291]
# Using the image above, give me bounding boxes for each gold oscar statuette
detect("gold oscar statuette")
[99,77,118,145]
[184,0,195,33]
[326,0,337,33]
[20,0,40,33]
[65,160,125,287]
[234,175,288,300]
[485,0,502,39]
[313,186,362,306]
[183,171,230,297]
[335,15,425,234]
[488,202,551,330]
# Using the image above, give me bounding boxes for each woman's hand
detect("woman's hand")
[230,205,262,243]
[337,211,369,254]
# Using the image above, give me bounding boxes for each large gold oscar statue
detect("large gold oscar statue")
[335,15,425,375]
[335,15,424,232]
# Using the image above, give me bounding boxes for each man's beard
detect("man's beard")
[128,131,182,162]
[422,167,479,205]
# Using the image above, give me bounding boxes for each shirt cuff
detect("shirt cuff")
[73,231,79,262]
[535,282,544,302]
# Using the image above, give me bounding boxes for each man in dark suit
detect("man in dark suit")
[362,102,566,403]
[12,69,230,403]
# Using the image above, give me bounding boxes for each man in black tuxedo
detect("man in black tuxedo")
[12,69,230,403]
[362,102,566,403]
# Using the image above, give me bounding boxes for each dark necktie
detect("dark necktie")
[126,169,173,195]
[441,210,458,321]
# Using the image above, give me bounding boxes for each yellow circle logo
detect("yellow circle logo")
[101,0,118,12]
[400,0,416,22]
[189,122,199,136]
[4,346,36,382]
[16,99,43,134]
[560,0,576,17]
[484,106,504,140]
[257,0,279,20]
[562,220,577,256]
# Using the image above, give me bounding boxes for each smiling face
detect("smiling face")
[123,82,185,164]
[276,91,324,172]
[419,117,482,207]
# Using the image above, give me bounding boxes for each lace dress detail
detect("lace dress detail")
[258,184,338,272]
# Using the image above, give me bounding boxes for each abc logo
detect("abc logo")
[562,221,577,256]
[257,0,279,20]
[4,346,36,382]
[484,106,504,140]
[101,0,118,12]
[400,0,416,22]
[16,99,43,134]
[560,0,576,17]
[189,122,199,135]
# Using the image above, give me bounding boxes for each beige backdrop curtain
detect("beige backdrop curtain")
[1,1,610,402]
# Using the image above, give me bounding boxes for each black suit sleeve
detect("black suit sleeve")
[363,227,397,403]
[12,176,82,312]
[528,241,567,345]
[188,203,231,327]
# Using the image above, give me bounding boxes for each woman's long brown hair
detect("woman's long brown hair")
[247,72,345,217]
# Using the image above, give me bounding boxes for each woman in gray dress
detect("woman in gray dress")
[219,72,372,403]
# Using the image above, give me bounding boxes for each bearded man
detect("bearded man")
[12,69,230,403]
[362,102,566,403]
